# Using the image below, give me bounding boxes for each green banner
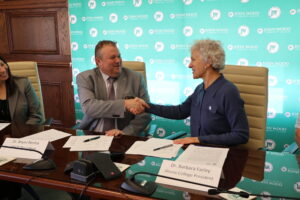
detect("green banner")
[69,0,300,152]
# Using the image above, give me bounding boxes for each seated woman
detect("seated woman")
[144,39,249,146]
[0,56,44,199]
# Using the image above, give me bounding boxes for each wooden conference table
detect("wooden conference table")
[0,123,295,200]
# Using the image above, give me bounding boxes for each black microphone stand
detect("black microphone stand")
[121,171,299,199]
[0,145,56,170]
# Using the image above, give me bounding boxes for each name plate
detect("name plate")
[156,160,222,193]
[0,138,54,160]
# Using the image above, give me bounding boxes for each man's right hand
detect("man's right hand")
[124,97,149,115]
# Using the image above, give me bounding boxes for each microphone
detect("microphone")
[0,145,56,170]
[121,171,299,199]
[121,171,219,196]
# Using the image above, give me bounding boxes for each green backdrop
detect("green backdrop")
[69,0,300,152]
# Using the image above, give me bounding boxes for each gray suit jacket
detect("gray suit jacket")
[8,77,44,125]
[76,67,151,136]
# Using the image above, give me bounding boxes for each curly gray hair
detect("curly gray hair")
[191,39,225,71]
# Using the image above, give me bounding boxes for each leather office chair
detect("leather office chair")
[123,61,147,83]
[221,65,269,151]
[7,61,52,200]
[8,61,46,121]
[122,61,157,136]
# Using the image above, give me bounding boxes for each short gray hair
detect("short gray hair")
[191,39,225,71]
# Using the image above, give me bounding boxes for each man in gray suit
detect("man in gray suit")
[76,40,151,136]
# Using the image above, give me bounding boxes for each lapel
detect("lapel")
[8,82,19,119]
[116,68,126,99]
[95,68,109,100]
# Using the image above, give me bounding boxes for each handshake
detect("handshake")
[124,97,150,115]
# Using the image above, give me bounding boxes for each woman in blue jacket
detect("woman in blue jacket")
[144,39,249,146]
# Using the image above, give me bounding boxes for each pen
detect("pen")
[153,144,173,151]
[83,136,100,143]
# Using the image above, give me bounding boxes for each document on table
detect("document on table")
[176,145,229,167]
[126,138,182,158]
[0,123,10,131]
[63,135,113,151]
[0,156,15,166]
[0,138,53,159]
[23,129,71,142]
[155,145,229,193]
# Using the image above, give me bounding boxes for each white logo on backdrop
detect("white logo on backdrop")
[257,28,263,34]
[264,162,273,172]
[133,0,142,7]
[288,44,294,51]
[227,44,233,51]
[154,11,164,22]
[183,87,193,97]
[155,71,165,80]
[134,27,143,37]
[268,75,278,86]
[268,7,281,19]
[71,42,78,51]
[294,182,300,193]
[267,108,277,119]
[91,56,95,65]
[237,58,249,66]
[101,2,106,6]
[69,15,77,24]
[154,41,164,52]
[72,68,80,77]
[74,94,80,103]
[267,42,279,54]
[88,0,96,9]
[109,13,118,23]
[210,9,221,20]
[238,25,250,37]
[281,166,287,172]
[290,9,297,15]
[240,0,250,3]
[183,26,193,37]
[184,117,190,126]
[285,112,292,117]
[183,57,191,67]
[183,0,193,5]
[135,56,144,62]
[157,128,166,137]
[89,28,98,37]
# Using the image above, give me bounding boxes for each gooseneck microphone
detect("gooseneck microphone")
[121,171,299,199]
[0,145,56,170]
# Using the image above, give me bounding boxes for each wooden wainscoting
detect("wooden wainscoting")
[0,0,75,127]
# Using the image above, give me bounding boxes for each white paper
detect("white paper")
[0,138,52,159]
[176,145,229,167]
[219,187,256,200]
[0,123,10,131]
[23,129,71,142]
[156,160,222,193]
[114,162,130,172]
[126,138,182,158]
[0,156,15,166]
[65,135,113,151]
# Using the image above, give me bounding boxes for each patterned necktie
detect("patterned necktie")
[102,77,116,132]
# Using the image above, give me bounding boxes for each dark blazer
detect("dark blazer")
[76,67,151,136]
[8,77,44,125]
[147,75,249,146]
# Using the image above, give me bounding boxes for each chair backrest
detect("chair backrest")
[122,61,147,82]
[221,65,268,150]
[7,61,45,119]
